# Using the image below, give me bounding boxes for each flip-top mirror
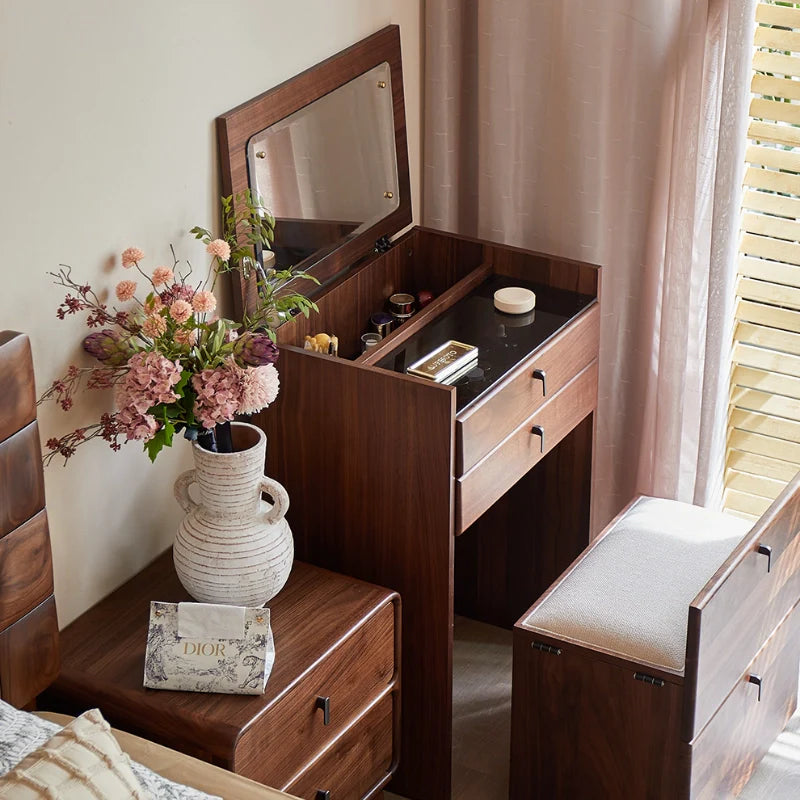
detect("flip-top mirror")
[217,26,411,317]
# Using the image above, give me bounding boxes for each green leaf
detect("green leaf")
[145,429,167,462]
[175,369,191,396]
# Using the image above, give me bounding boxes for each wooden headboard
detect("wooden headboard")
[0,331,60,707]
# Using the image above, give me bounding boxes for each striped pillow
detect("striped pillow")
[0,708,148,799]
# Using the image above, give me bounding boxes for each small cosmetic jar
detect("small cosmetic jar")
[391,311,414,328]
[369,312,394,338]
[389,292,415,315]
[361,332,382,351]
[416,289,434,308]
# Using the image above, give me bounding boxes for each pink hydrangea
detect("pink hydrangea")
[116,351,182,416]
[121,247,144,268]
[115,280,137,302]
[238,364,280,415]
[142,314,167,338]
[169,299,193,323]
[192,290,216,314]
[152,266,174,286]
[116,406,159,441]
[175,328,198,347]
[192,363,243,429]
[206,239,231,261]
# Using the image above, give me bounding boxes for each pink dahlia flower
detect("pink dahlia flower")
[238,364,280,415]
[192,290,216,314]
[152,266,174,286]
[142,314,167,338]
[206,239,231,261]
[121,247,144,268]
[144,294,164,314]
[192,363,243,429]
[169,299,193,323]
[115,279,137,302]
[174,328,198,347]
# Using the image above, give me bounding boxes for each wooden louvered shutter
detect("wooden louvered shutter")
[726,1,800,518]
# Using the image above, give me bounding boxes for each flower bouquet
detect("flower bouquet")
[40,191,317,464]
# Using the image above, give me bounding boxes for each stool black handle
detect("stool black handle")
[757,543,772,573]
[315,695,331,725]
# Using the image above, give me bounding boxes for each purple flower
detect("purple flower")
[234,332,279,367]
[83,330,133,366]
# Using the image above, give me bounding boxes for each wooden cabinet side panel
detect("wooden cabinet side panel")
[510,628,688,800]
[254,350,456,800]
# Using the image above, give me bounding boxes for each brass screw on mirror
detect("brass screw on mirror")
[384,191,394,199]
[255,151,266,159]
[377,80,387,89]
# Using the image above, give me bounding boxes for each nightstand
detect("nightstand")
[43,552,400,800]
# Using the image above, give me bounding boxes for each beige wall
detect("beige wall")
[0,0,422,626]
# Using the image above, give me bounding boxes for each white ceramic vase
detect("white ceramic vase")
[173,422,293,607]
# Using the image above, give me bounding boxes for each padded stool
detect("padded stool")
[510,491,800,800]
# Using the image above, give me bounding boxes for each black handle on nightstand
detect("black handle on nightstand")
[757,543,772,573]
[316,791,331,800]
[532,368,547,396]
[315,695,331,725]
[748,674,763,702]
[531,425,545,453]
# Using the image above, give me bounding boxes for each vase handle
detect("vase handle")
[174,469,198,513]
[260,476,290,524]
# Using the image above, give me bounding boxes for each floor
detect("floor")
[386,617,800,800]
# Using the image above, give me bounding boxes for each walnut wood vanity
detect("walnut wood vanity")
[218,26,600,800]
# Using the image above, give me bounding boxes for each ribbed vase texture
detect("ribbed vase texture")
[173,423,293,607]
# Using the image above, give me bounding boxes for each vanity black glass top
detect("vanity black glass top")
[376,275,595,413]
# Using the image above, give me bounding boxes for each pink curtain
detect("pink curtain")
[424,0,756,530]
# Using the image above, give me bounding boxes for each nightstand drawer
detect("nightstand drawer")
[284,692,395,800]
[236,600,397,788]
[456,303,599,475]
[457,360,598,533]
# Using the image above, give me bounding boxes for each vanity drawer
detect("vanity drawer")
[687,603,800,799]
[283,692,395,800]
[235,601,397,787]
[456,360,598,533]
[456,303,599,475]
[686,495,800,738]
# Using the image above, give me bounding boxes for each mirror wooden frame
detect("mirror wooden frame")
[216,25,412,320]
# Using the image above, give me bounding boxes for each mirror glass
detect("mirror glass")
[247,62,399,272]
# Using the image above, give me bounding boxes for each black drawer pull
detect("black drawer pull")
[531,425,545,453]
[315,695,331,725]
[757,543,772,573]
[316,791,331,800]
[748,673,763,702]
[532,368,547,396]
